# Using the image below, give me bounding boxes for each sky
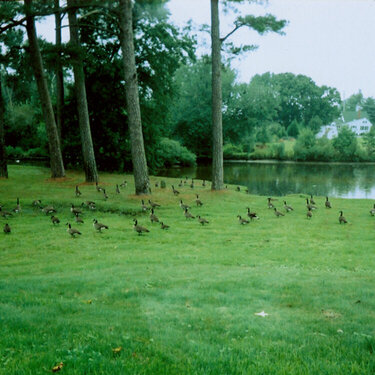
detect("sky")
[37,0,375,99]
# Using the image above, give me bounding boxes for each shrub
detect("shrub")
[270,142,286,160]
[287,120,300,138]
[155,138,196,167]
[332,126,357,161]
[293,128,316,161]
[223,143,248,160]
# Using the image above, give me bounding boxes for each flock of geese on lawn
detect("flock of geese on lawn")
[2,176,375,236]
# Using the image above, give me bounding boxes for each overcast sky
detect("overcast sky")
[38,0,375,99]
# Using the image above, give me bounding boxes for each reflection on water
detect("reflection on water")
[157,161,375,199]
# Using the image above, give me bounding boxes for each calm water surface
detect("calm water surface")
[158,161,375,199]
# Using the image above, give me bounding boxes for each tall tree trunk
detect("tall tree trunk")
[0,78,8,178]
[67,0,98,182]
[54,0,64,143]
[119,0,150,195]
[211,0,224,190]
[24,0,65,178]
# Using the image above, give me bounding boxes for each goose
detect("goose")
[116,184,120,194]
[0,206,13,218]
[3,223,11,234]
[202,180,206,187]
[195,194,203,207]
[96,182,104,192]
[184,208,195,219]
[245,189,249,194]
[310,195,316,205]
[171,185,180,196]
[41,205,56,215]
[148,199,160,209]
[32,199,42,207]
[190,179,194,189]
[236,186,241,192]
[150,208,159,223]
[51,215,60,225]
[103,189,108,200]
[71,204,82,215]
[141,200,149,212]
[197,215,209,225]
[93,219,109,232]
[306,207,312,219]
[306,198,317,211]
[178,180,183,188]
[283,201,294,212]
[120,180,127,188]
[339,211,347,224]
[325,196,332,209]
[246,207,259,220]
[237,215,249,225]
[155,181,159,188]
[75,213,84,224]
[180,200,190,210]
[274,208,285,217]
[82,201,96,209]
[12,198,21,213]
[160,222,170,230]
[133,219,149,235]
[369,204,375,216]
[66,223,81,237]
[75,185,82,197]
[267,197,274,209]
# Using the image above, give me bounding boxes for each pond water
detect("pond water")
[157,161,375,199]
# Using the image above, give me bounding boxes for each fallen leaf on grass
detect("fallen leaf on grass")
[254,311,269,317]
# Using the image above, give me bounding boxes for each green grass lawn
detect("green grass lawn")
[1,165,375,374]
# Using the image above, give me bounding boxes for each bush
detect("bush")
[332,126,357,161]
[223,143,248,160]
[270,142,286,160]
[155,138,196,167]
[287,120,300,138]
[293,128,316,161]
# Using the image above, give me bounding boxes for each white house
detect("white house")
[316,118,372,139]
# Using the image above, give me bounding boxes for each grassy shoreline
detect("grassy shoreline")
[1,165,374,374]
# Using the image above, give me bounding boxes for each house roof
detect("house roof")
[342,110,369,122]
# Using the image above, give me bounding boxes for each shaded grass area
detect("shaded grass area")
[0,165,375,374]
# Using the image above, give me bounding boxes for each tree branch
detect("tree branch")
[220,23,243,43]
[0,17,27,34]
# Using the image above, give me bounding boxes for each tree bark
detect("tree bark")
[25,0,65,178]
[67,0,98,182]
[211,0,224,190]
[54,0,64,143]
[119,0,150,195]
[0,78,8,178]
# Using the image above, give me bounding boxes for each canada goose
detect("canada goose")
[32,199,42,207]
[171,185,180,196]
[160,221,170,230]
[197,215,209,225]
[75,213,84,224]
[141,199,149,212]
[150,208,159,223]
[148,199,160,209]
[13,198,21,213]
[82,200,96,209]
[184,208,195,219]
[339,211,347,224]
[325,196,332,209]
[41,205,56,215]
[75,185,82,197]
[96,182,104,192]
[310,195,316,205]
[178,180,183,187]
[246,207,259,220]
[306,198,317,211]
[66,223,81,237]
[369,204,375,216]
[155,181,159,188]
[51,215,60,225]
[306,208,312,219]
[195,194,203,207]
[236,186,241,192]
[120,180,127,188]
[3,223,11,234]
[0,206,13,218]
[133,219,149,235]
[103,189,108,200]
[283,201,294,212]
[93,218,109,232]
[274,207,285,217]
[180,200,190,210]
[190,179,194,189]
[245,189,249,194]
[116,184,120,194]
[202,180,206,187]
[267,197,274,209]
[71,204,82,215]
[237,215,249,225]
